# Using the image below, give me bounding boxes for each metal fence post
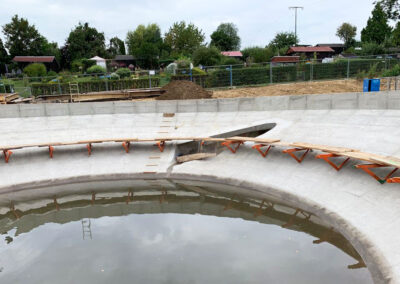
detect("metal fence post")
[58,80,62,94]
[270,63,273,84]
[149,74,152,88]
[229,65,233,87]
[190,68,193,82]
[347,59,350,79]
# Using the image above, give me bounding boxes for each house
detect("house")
[113,55,136,68]
[12,56,59,71]
[287,46,335,60]
[221,51,243,59]
[271,56,300,66]
[316,44,345,55]
[90,56,107,69]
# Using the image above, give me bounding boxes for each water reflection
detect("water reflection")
[0,179,372,284]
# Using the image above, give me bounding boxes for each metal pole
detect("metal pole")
[347,59,350,79]
[149,74,152,89]
[289,6,303,45]
[229,65,233,87]
[270,63,273,84]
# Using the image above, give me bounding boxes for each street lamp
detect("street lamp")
[289,6,303,45]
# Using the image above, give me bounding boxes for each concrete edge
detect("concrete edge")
[0,172,390,284]
[1,90,400,118]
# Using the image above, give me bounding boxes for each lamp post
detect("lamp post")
[289,6,303,45]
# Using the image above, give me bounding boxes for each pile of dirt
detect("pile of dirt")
[157,80,212,100]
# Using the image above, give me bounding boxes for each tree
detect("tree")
[378,0,400,20]
[210,23,241,51]
[336,23,357,48]
[65,22,106,63]
[268,32,298,50]
[126,24,163,68]
[392,22,400,45]
[2,15,53,58]
[193,46,222,66]
[108,37,126,56]
[241,47,274,63]
[164,21,205,57]
[361,3,392,44]
[0,38,8,63]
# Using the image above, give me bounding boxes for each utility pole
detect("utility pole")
[289,6,303,45]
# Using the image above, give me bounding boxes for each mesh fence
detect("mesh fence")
[1,54,400,97]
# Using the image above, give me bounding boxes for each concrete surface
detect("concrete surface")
[0,91,400,283]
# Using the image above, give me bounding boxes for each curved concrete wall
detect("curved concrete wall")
[1,91,400,283]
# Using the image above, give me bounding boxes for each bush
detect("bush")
[192,67,206,75]
[86,65,106,75]
[115,68,131,78]
[382,64,400,77]
[219,56,242,66]
[110,73,120,80]
[23,63,47,77]
[193,46,222,66]
[81,59,96,71]
[242,47,273,63]
[175,56,191,69]
[70,59,83,73]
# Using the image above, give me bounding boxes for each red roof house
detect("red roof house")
[287,46,334,60]
[221,51,243,58]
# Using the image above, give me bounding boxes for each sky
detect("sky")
[0,0,382,49]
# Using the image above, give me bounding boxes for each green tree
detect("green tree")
[2,15,54,58]
[126,24,163,68]
[108,37,126,56]
[268,32,298,50]
[392,22,400,45]
[210,23,241,51]
[65,22,106,63]
[336,23,357,48]
[378,0,400,20]
[23,63,46,77]
[361,3,392,44]
[241,47,274,63]
[193,46,222,66]
[164,21,205,57]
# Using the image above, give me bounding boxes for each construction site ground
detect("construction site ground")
[212,79,366,98]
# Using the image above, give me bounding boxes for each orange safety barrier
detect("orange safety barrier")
[252,144,272,158]
[355,164,398,184]
[315,153,350,171]
[221,140,243,153]
[283,148,310,163]
[3,150,12,163]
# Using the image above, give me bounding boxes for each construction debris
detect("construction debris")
[0,93,20,104]
[176,153,217,163]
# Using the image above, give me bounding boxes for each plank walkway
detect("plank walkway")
[1,136,399,184]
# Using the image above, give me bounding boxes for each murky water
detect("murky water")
[0,180,373,284]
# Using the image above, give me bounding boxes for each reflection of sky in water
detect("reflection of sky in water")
[0,213,372,284]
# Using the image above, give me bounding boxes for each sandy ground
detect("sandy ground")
[212,79,365,98]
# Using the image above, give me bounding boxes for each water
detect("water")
[0,180,373,284]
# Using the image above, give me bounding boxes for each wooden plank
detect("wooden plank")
[290,142,358,153]
[176,153,217,163]
[370,156,400,168]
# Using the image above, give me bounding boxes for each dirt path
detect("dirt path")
[212,79,364,98]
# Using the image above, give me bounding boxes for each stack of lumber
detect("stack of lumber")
[0,93,19,104]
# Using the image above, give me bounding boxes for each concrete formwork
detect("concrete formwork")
[1,91,400,283]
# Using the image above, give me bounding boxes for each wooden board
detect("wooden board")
[176,153,217,163]
[291,142,358,153]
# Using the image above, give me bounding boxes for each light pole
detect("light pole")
[289,6,303,45]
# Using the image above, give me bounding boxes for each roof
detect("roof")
[90,56,106,61]
[316,43,345,48]
[287,46,335,54]
[13,56,55,63]
[114,55,135,61]
[221,51,243,57]
[271,56,300,63]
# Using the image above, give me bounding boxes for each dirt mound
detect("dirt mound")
[157,80,212,100]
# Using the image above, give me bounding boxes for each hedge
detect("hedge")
[31,78,160,96]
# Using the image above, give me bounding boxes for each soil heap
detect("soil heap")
[157,80,212,100]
